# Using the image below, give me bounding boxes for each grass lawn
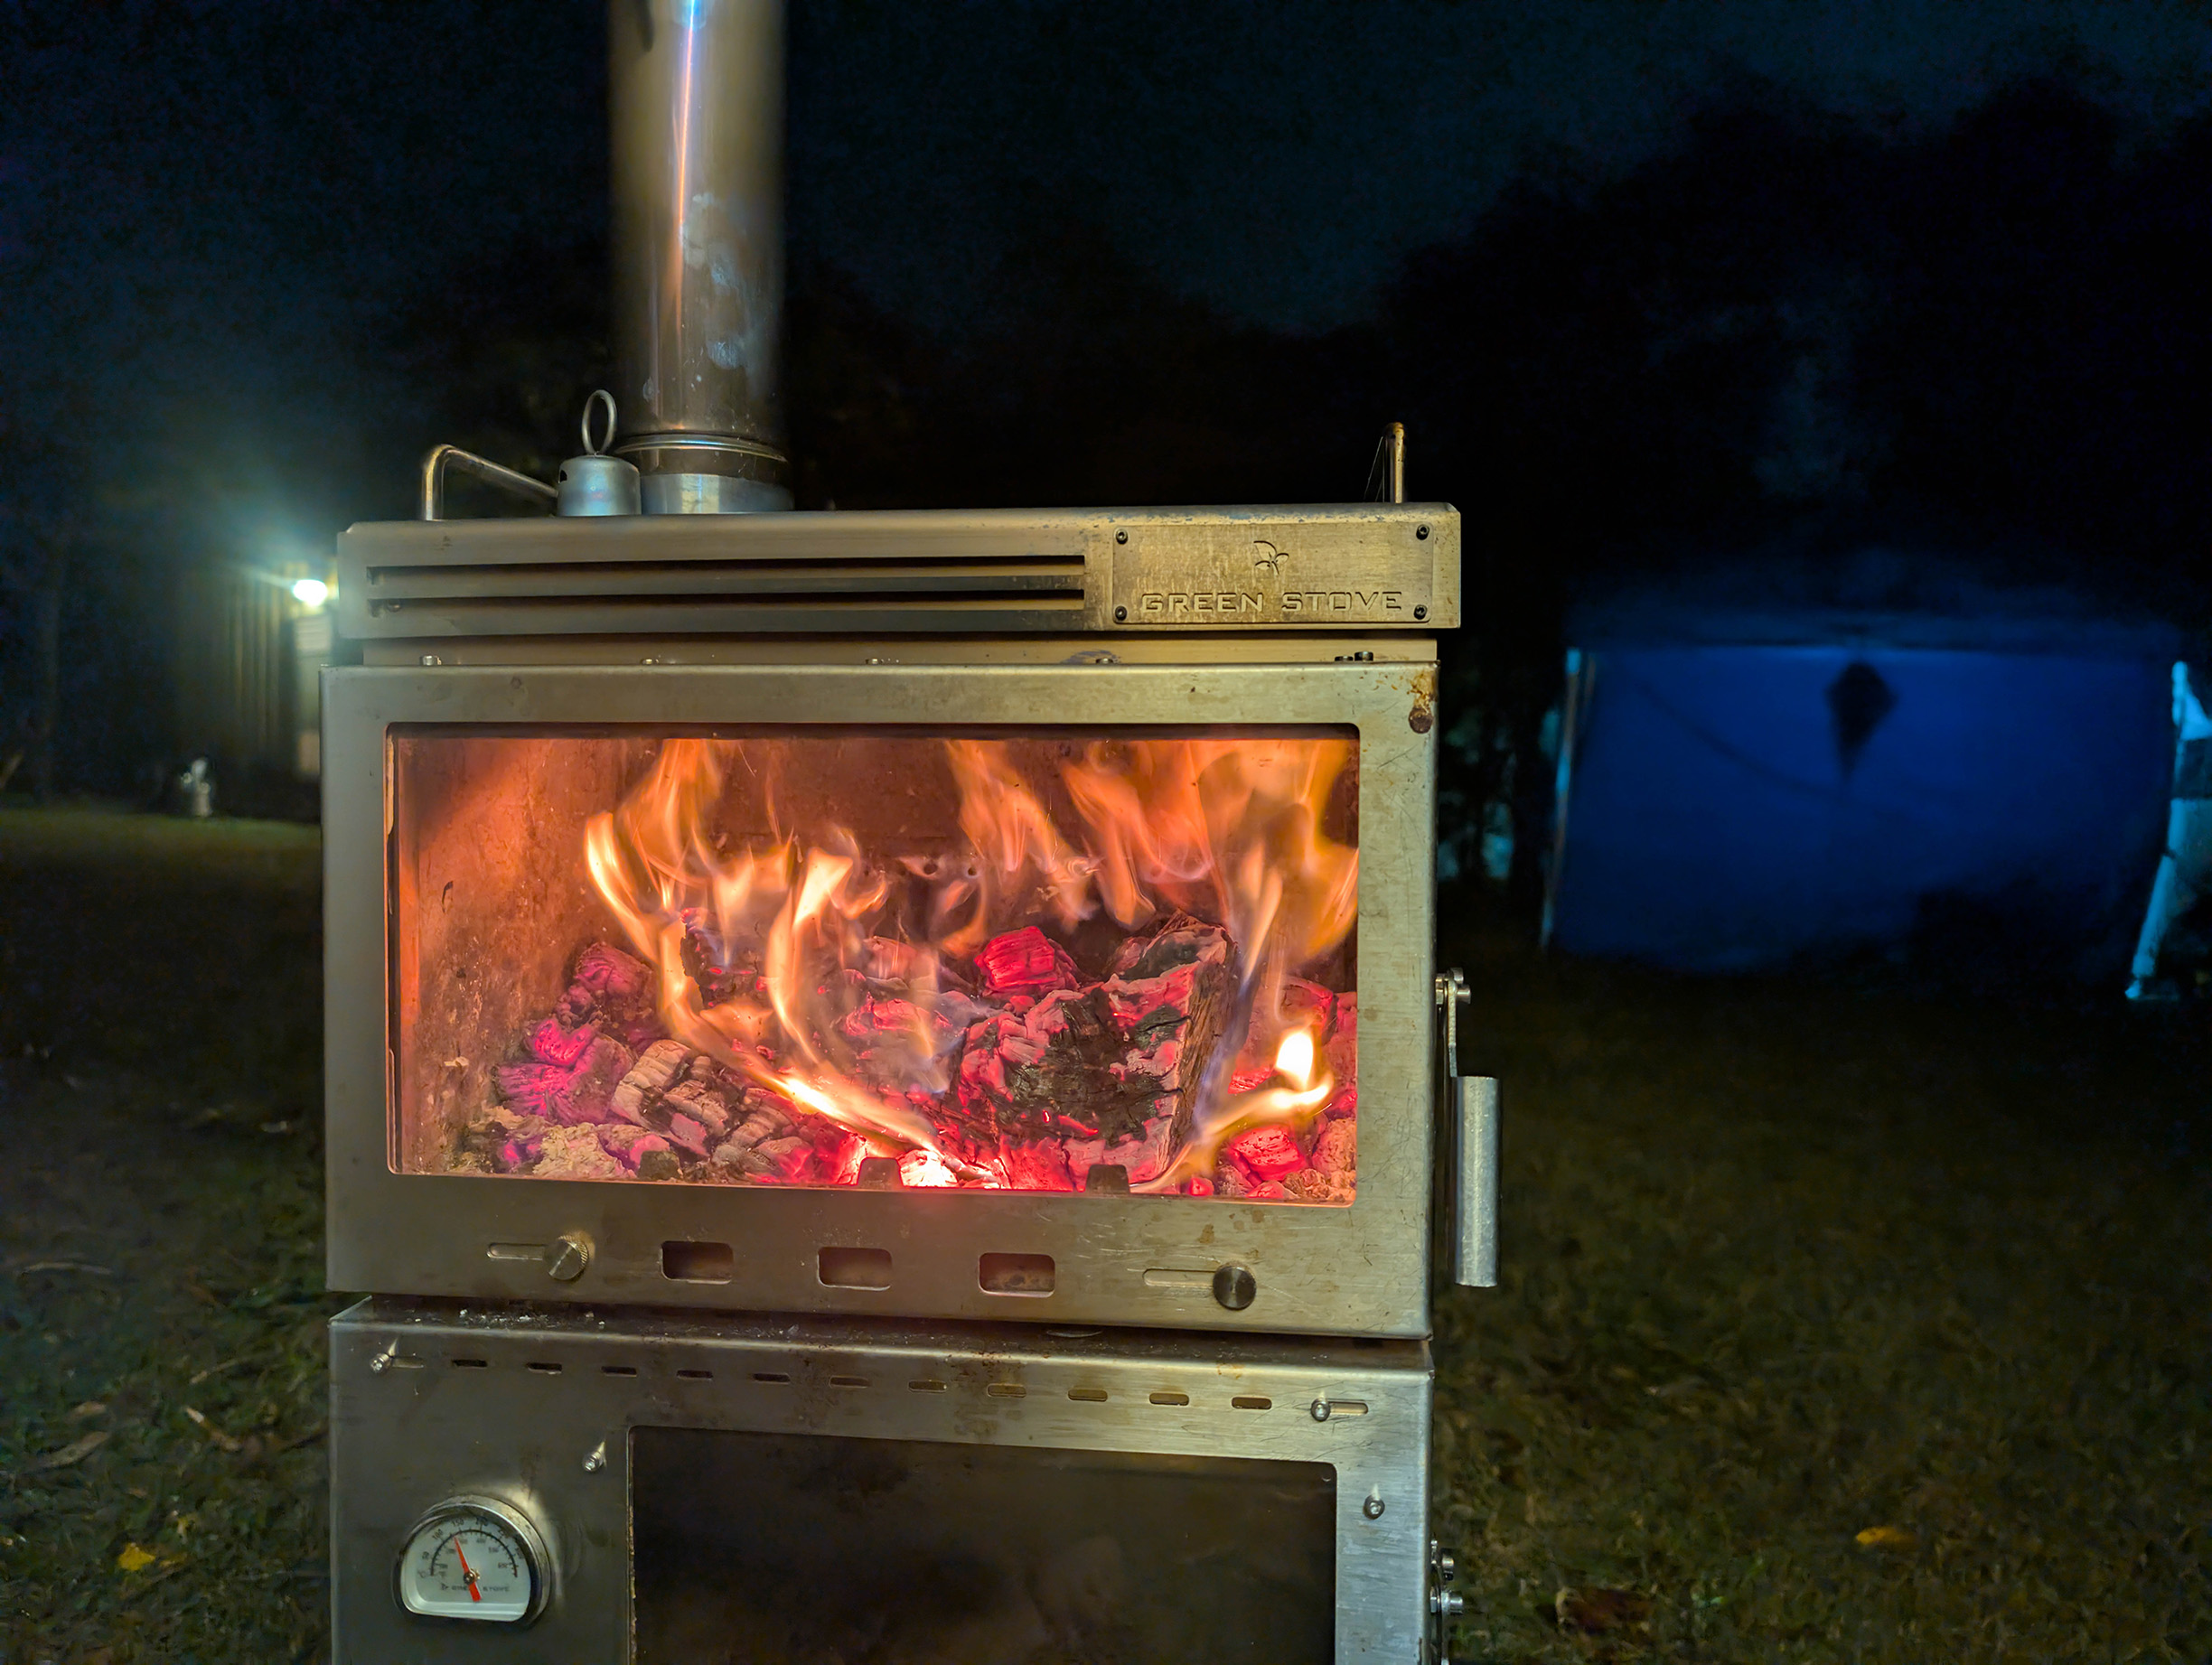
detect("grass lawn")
[2,806,2207,1661]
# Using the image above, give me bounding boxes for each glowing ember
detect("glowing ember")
[435,734,1360,1202]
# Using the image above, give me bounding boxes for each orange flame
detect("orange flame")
[580,734,1356,1190]
[1132,1024,1335,1193]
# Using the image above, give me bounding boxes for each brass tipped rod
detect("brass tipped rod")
[1387,421,1405,504]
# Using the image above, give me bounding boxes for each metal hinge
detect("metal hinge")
[1434,968,1497,1288]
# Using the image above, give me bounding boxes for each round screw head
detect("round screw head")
[1211,1263,1256,1311]
[547,1231,594,1283]
[1114,605,1129,622]
[1309,1397,1332,1422]
[1416,524,1429,540]
[1363,1492,1386,1520]
[582,1439,607,1473]
[1115,528,1128,544]
[1413,605,1428,621]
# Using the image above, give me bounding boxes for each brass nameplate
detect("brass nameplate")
[1107,512,1451,628]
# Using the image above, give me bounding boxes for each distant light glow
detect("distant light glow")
[291,577,329,608]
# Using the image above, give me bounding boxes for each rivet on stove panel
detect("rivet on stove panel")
[583,1440,607,1473]
[1364,1489,1386,1520]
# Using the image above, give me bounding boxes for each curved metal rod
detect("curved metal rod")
[418,444,558,521]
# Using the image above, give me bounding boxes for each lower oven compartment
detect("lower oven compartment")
[329,1299,1433,1661]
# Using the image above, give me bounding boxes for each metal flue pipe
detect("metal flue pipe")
[609,0,791,513]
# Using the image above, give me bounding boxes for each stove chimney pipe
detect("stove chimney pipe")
[609,0,791,513]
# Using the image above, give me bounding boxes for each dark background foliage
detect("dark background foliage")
[2,5,2209,884]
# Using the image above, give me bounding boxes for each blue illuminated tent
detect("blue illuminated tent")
[1544,559,2179,974]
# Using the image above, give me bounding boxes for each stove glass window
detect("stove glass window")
[389,729,1357,1202]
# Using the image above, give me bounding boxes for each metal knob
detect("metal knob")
[1430,1589,1465,1617]
[1212,1263,1256,1311]
[547,1231,594,1283]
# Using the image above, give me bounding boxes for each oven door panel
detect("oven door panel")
[328,1301,1433,1664]
[325,660,1437,1335]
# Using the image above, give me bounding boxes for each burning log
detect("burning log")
[662,1078,733,1137]
[557,943,664,1048]
[1077,922,1234,1182]
[1222,1123,1308,1185]
[1310,1114,1356,1183]
[495,1034,634,1126]
[601,1124,673,1172]
[973,926,1080,998]
[453,900,1350,1202]
[611,1039,691,1125]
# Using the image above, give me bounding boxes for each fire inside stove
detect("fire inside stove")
[391,728,1357,1202]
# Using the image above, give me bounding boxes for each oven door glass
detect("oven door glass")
[631,1426,1336,1663]
[390,728,1357,1202]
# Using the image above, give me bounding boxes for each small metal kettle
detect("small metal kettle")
[556,390,642,516]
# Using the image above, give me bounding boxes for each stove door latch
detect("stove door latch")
[1434,968,1498,1288]
[1426,1538,1465,1663]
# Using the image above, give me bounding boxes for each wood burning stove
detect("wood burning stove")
[323,505,1489,1660]
[323,5,1492,1658]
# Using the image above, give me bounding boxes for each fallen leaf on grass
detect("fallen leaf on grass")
[28,1430,108,1471]
[183,1406,242,1452]
[1555,1586,1652,1634]
[116,1542,156,1573]
[68,1399,107,1420]
[1855,1524,1916,1549]
[8,1259,114,1277]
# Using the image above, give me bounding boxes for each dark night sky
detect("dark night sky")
[4,0,2212,788]
[5,1,2209,515]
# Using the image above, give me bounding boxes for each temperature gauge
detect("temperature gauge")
[395,1497,549,1623]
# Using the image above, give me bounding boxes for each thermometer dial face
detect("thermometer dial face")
[396,1501,544,1623]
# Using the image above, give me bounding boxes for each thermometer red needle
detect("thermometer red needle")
[451,1535,483,1602]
